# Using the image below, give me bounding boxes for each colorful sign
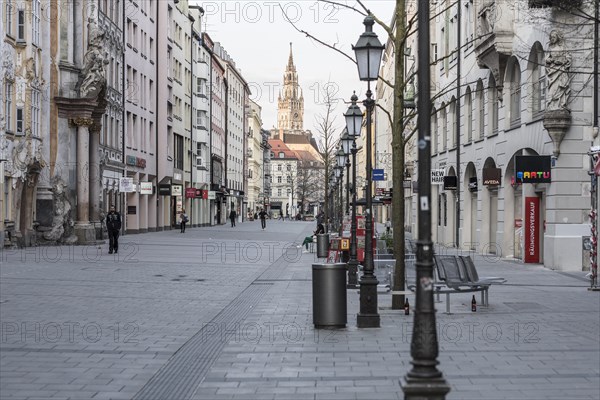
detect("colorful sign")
[185,188,196,198]
[515,156,551,183]
[524,196,540,263]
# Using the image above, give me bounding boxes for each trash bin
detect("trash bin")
[312,263,347,328]
[316,233,330,258]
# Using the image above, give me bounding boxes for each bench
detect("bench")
[404,255,505,313]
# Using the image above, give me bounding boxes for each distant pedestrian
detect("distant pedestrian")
[180,209,188,233]
[106,205,121,254]
[229,209,237,227]
[259,208,267,230]
[385,218,391,235]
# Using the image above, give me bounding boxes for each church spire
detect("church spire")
[287,42,295,71]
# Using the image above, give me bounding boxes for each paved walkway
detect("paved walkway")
[1,220,598,399]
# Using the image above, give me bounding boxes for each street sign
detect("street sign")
[372,169,385,181]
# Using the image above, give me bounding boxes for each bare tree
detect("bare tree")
[314,84,341,226]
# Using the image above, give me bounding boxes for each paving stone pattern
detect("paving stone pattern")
[1,220,599,399]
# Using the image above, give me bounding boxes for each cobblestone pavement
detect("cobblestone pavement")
[1,220,599,399]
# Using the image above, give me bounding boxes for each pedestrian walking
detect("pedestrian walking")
[259,208,267,230]
[106,205,121,254]
[180,209,188,233]
[229,209,237,227]
[385,218,392,235]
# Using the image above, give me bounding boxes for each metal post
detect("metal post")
[357,83,380,328]
[402,0,450,397]
[346,158,350,215]
[348,141,359,288]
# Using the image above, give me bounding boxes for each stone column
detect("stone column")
[89,123,101,223]
[73,117,96,243]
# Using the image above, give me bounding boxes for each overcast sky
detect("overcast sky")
[194,1,396,142]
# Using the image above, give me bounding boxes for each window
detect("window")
[31,89,40,137]
[277,189,282,196]
[464,1,474,48]
[530,44,545,116]
[4,82,12,132]
[16,107,23,134]
[32,0,40,45]
[277,164,282,171]
[174,134,184,170]
[17,9,25,41]
[286,164,291,171]
[279,152,284,158]
[277,176,282,183]
[431,107,438,152]
[509,59,521,126]
[441,103,447,150]
[488,75,499,134]
[5,1,12,36]
[431,43,438,64]
[449,98,456,148]
[476,80,484,139]
[465,88,472,142]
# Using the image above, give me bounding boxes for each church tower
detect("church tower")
[277,43,304,131]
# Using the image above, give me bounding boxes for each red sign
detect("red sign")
[201,190,208,200]
[185,188,196,199]
[524,197,540,263]
[195,189,202,198]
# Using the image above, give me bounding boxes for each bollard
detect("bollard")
[316,233,330,258]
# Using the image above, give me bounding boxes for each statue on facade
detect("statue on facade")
[43,176,76,243]
[545,30,572,112]
[79,18,108,98]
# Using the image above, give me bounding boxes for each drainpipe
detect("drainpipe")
[455,3,461,249]
[155,1,159,231]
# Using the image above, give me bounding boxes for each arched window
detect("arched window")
[465,87,473,143]
[529,42,545,116]
[450,97,457,148]
[441,102,447,150]
[488,74,498,134]
[508,57,521,126]
[432,107,438,153]
[476,80,484,139]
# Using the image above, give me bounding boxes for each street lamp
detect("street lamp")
[334,165,343,230]
[352,15,384,328]
[336,145,347,216]
[344,94,363,288]
[402,1,450,398]
[340,130,351,215]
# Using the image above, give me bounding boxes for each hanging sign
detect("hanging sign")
[431,169,444,185]
[515,156,551,183]
[483,168,501,185]
[119,177,135,193]
[443,176,457,190]
[172,185,183,196]
[140,182,153,195]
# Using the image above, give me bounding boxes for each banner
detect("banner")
[524,196,540,263]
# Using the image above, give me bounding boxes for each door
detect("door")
[489,193,498,254]
[470,193,477,250]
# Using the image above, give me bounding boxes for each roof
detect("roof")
[268,139,298,159]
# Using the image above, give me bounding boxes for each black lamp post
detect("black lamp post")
[402,1,450,398]
[336,146,348,220]
[353,16,384,328]
[340,130,351,215]
[344,93,363,289]
[334,165,342,230]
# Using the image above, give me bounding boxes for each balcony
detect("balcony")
[474,0,515,96]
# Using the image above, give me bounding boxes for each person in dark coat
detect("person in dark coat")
[106,205,122,254]
[229,209,237,227]
[258,208,267,230]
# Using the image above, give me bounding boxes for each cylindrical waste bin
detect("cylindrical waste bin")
[316,233,330,258]
[312,263,347,328]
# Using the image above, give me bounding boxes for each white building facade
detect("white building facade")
[414,0,599,271]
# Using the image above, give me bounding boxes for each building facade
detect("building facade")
[410,0,599,271]
[247,100,264,217]
[268,139,299,218]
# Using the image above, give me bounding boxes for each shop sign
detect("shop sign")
[140,182,153,195]
[208,190,216,200]
[158,184,171,196]
[468,177,478,192]
[126,155,136,166]
[119,177,135,193]
[431,169,445,185]
[172,185,183,196]
[443,176,457,190]
[524,197,540,263]
[483,168,501,186]
[515,156,551,183]
[185,188,196,198]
